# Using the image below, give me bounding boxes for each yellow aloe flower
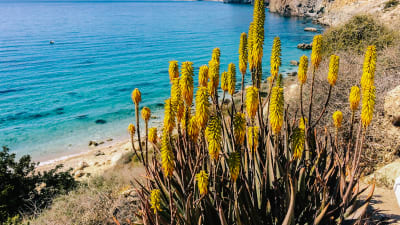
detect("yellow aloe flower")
[292,128,305,159]
[246,86,259,121]
[247,126,259,152]
[188,116,200,141]
[361,45,377,91]
[148,127,158,144]
[332,111,343,129]
[248,22,255,71]
[180,107,191,129]
[239,32,248,75]
[327,55,340,86]
[195,87,210,129]
[141,107,151,122]
[361,84,376,127]
[180,62,194,106]
[233,112,246,145]
[270,37,281,78]
[169,60,179,82]
[196,170,209,195]
[228,63,236,95]
[163,98,175,134]
[221,71,229,92]
[298,55,308,84]
[251,0,265,68]
[150,189,162,214]
[212,48,220,64]
[198,65,209,87]
[205,116,222,160]
[349,86,361,111]
[311,35,323,69]
[208,59,220,97]
[131,88,141,105]
[161,131,174,177]
[228,152,241,182]
[128,123,135,136]
[299,117,308,130]
[269,77,284,134]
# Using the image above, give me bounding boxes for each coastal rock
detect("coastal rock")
[365,159,400,188]
[107,138,113,142]
[288,71,297,76]
[304,27,318,32]
[269,0,326,17]
[89,140,98,146]
[384,85,400,126]
[290,60,299,66]
[297,43,312,50]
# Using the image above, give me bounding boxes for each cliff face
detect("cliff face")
[268,0,328,17]
[267,0,400,27]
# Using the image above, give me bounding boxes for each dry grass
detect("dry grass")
[284,40,400,175]
[25,152,145,225]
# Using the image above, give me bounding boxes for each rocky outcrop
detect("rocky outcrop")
[268,0,327,17]
[384,85,400,127]
[268,0,400,27]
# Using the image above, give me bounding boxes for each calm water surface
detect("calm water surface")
[0,0,322,161]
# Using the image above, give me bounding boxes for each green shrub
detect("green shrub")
[0,146,77,223]
[384,0,399,9]
[322,15,398,54]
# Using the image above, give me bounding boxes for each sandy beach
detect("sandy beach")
[36,138,136,179]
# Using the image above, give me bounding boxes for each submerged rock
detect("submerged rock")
[95,119,107,124]
[290,60,299,66]
[297,43,312,50]
[304,27,318,32]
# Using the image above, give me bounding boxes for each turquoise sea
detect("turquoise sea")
[0,0,322,162]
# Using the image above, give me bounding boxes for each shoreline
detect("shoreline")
[36,138,133,179]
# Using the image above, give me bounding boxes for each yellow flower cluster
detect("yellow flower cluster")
[292,127,305,159]
[361,84,376,127]
[188,116,200,141]
[311,35,322,69]
[161,132,174,177]
[297,55,308,84]
[239,32,248,75]
[247,126,259,152]
[228,63,236,95]
[233,112,246,145]
[250,0,265,68]
[246,86,259,120]
[206,116,222,160]
[196,170,209,195]
[248,22,255,70]
[349,86,360,111]
[270,37,281,78]
[228,152,241,182]
[150,189,162,214]
[327,55,340,86]
[361,45,377,90]
[332,111,343,128]
[195,87,210,129]
[168,60,179,82]
[131,88,141,105]
[180,62,194,106]
[198,65,209,87]
[221,71,229,92]
[141,107,151,122]
[163,98,175,134]
[128,123,135,136]
[269,77,284,134]
[148,127,157,144]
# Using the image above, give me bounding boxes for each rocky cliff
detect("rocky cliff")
[268,0,327,17]
[268,0,400,27]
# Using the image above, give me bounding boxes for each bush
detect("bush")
[0,146,77,223]
[322,15,398,54]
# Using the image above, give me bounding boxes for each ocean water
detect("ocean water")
[0,0,322,162]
